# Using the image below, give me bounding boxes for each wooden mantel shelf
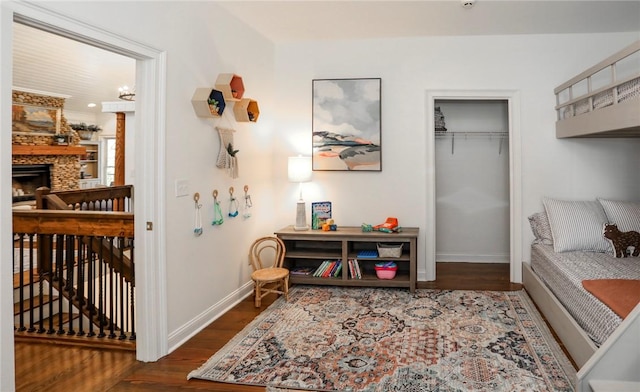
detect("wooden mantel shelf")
[12,145,86,156]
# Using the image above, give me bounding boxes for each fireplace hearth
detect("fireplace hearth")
[12,164,51,203]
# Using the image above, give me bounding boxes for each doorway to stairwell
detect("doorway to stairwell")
[3,8,167,381]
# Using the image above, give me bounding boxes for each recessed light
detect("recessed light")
[87,103,96,108]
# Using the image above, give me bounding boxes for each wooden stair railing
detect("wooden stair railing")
[36,185,133,212]
[13,209,135,349]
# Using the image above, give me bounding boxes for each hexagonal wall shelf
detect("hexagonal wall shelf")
[233,98,260,122]
[215,73,245,101]
[191,88,226,117]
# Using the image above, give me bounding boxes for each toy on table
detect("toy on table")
[367,217,402,233]
[322,219,338,231]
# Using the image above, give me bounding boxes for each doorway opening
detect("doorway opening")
[425,90,522,284]
[434,99,510,264]
[4,4,168,368]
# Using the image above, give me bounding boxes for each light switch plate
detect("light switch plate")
[175,179,189,197]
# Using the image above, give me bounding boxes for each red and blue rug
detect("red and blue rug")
[188,286,576,391]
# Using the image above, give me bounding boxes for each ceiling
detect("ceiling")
[217,1,640,42]
[12,22,136,116]
[11,1,640,115]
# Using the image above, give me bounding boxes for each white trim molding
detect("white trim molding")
[6,1,169,364]
[425,90,523,283]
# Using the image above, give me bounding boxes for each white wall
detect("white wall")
[273,33,640,281]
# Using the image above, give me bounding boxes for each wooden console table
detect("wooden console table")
[275,226,418,292]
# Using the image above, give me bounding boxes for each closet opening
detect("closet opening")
[435,99,510,265]
[425,90,521,283]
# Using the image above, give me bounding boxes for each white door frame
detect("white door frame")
[1,6,168,389]
[425,90,522,283]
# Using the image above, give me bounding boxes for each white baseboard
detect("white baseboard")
[167,281,254,353]
[436,253,509,263]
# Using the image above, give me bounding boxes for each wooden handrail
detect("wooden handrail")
[36,185,133,212]
[13,210,134,237]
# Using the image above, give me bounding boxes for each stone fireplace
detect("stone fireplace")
[12,90,83,196]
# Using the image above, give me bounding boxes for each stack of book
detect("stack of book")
[312,260,342,278]
[347,259,362,279]
[290,267,315,276]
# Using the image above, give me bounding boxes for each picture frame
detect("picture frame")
[312,78,381,171]
[12,103,61,136]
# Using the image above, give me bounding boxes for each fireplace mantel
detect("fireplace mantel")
[12,145,86,156]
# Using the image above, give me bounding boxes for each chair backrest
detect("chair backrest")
[249,236,286,272]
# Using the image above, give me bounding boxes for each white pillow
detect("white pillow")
[598,198,640,233]
[543,197,612,253]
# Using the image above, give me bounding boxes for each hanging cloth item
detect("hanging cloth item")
[193,193,203,236]
[228,186,239,218]
[216,126,239,179]
[211,190,224,226]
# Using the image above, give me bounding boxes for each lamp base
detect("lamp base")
[294,200,309,231]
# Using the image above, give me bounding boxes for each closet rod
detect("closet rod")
[435,131,509,155]
[434,131,509,138]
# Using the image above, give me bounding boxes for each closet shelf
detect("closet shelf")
[435,131,509,155]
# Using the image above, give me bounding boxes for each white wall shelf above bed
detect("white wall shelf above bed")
[554,40,640,138]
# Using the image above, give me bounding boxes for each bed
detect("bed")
[523,198,640,369]
[554,40,640,138]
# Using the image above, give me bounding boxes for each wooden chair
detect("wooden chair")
[249,236,289,307]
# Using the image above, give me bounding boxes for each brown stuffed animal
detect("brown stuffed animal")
[603,223,640,258]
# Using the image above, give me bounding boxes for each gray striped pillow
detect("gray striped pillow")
[598,199,640,233]
[528,212,554,245]
[543,197,612,253]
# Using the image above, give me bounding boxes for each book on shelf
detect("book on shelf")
[348,259,362,279]
[313,261,328,277]
[322,261,335,277]
[313,260,342,278]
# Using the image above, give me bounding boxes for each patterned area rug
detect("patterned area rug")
[188,287,576,391]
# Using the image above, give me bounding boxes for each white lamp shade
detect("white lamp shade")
[288,156,312,183]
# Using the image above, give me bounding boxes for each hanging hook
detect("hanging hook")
[243,184,252,218]
[193,192,203,236]
[228,186,239,218]
[212,189,223,225]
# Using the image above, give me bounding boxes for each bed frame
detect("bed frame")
[524,261,640,391]
[554,40,640,138]
[522,262,597,368]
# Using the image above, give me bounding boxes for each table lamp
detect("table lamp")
[288,156,312,230]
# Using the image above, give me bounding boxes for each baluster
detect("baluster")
[16,234,26,332]
[56,234,65,335]
[65,235,75,335]
[76,236,85,336]
[118,236,126,340]
[108,237,116,339]
[98,238,105,339]
[129,239,136,341]
[27,234,35,333]
[87,237,96,337]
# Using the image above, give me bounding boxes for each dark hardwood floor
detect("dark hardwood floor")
[15,262,568,392]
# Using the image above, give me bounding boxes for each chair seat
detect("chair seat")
[252,267,289,282]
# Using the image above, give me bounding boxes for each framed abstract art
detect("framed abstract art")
[312,78,381,171]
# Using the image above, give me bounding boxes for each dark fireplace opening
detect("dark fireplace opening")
[12,164,51,203]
